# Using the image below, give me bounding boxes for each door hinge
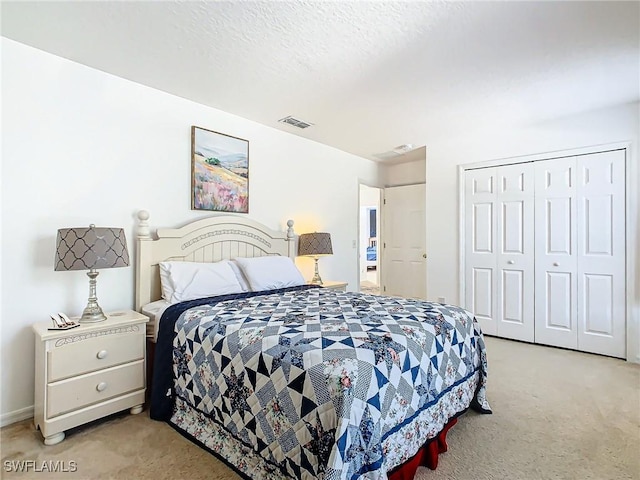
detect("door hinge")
[383,286,386,292]
[383,198,386,205]
[383,242,386,248]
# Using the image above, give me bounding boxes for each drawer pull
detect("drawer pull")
[96,350,108,359]
[96,382,107,392]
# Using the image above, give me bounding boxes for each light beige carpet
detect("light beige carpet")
[2,337,639,479]
[360,281,380,295]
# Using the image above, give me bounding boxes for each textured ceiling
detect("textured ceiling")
[2,1,639,162]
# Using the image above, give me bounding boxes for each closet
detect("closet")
[464,149,626,358]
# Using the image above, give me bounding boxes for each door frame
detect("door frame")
[458,141,637,362]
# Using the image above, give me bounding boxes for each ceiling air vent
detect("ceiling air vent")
[278,116,314,129]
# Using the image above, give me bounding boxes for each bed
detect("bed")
[136,211,491,480]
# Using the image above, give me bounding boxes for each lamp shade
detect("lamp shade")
[55,225,130,271]
[298,232,333,257]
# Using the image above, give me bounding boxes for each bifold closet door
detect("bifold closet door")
[465,164,534,342]
[465,168,498,336]
[495,163,534,342]
[534,158,578,350]
[467,150,626,357]
[576,150,626,358]
[534,151,626,357]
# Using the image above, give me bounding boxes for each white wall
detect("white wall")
[0,39,380,421]
[381,158,426,187]
[425,101,640,362]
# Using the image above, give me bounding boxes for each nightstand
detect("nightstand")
[318,281,348,292]
[33,310,148,445]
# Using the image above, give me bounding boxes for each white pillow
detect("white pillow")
[229,260,251,292]
[234,256,305,292]
[159,261,243,304]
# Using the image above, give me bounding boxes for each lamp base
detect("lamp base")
[80,303,107,323]
[80,269,107,323]
[310,257,323,285]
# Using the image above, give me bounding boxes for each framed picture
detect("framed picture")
[191,126,249,213]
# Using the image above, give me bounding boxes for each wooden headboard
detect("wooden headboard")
[135,210,296,310]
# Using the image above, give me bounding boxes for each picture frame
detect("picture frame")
[191,126,249,213]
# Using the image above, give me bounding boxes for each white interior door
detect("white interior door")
[496,163,535,342]
[576,150,626,358]
[464,169,497,335]
[381,184,426,299]
[534,157,578,349]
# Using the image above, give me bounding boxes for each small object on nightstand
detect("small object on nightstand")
[48,313,79,330]
[58,312,74,325]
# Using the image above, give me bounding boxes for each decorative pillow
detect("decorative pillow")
[234,256,305,292]
[158,261,243,304]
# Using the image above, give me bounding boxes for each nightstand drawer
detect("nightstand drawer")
[47,360,144,418]
[48,332,144,382]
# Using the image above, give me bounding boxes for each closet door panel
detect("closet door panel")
[502,270,524,321]
[545,271,573,330]
[472,268,494,321]
[496,163,534,342]
[534,158,578,349]
[576,150,626,358]
[465,169,497,335]
[546,198,573,254]
[583,274,613,333]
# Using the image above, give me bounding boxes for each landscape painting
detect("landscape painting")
[191,126,249,213]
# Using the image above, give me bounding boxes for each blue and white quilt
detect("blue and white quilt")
[151,285,491,480]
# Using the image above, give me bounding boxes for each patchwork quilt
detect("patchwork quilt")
[151,286,491,480]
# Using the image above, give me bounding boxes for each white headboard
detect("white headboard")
[135,210,296,310]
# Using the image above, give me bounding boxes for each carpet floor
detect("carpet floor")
[2,337,639,479]
[360,280,380,295]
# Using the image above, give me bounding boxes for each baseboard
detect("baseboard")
[0,406,34,428]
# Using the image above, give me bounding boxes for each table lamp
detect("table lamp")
[54,225,130,322]
[298,232,333,285]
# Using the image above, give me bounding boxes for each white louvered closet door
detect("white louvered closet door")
[495,164,535,342]
[576,150,626,358]
[534,157,579,350]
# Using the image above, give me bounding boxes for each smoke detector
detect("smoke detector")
[373,144,418,161]
[393,144,415,154]
[278,116,314,129]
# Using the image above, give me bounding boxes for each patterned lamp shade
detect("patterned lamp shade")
[55,225,130,271]
[298,232,333,257]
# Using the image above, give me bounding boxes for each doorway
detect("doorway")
[359,184,381,294]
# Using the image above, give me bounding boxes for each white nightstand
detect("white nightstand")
[33,310,148,445]
[317,281,348,292]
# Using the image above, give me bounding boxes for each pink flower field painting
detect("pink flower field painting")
[191,126,249,213]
